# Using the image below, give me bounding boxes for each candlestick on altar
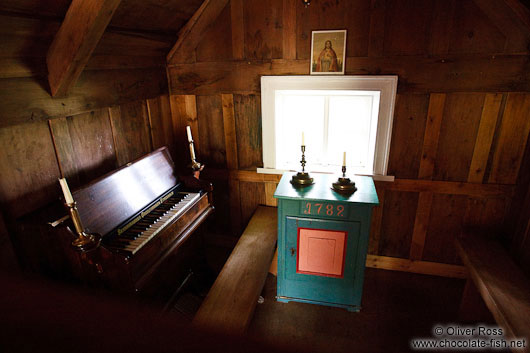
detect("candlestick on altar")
[290,143,313,187]
[332,153,357,194]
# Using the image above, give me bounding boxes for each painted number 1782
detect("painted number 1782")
[302,202,346,217]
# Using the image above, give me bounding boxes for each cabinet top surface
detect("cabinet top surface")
[274,172,379,205]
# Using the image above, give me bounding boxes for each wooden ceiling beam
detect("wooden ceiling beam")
[46,0,122,97]
[166,0,229,64]
[473,0,530,51]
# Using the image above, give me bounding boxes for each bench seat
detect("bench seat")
[192,206,277,335]
[456,231,530,344]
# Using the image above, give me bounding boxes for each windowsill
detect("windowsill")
[256,167,395,182]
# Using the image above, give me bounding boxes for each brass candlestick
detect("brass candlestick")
[291,145,314,187]
[66,202,100,251]
[188,138,204,178]
[332,166,357,194]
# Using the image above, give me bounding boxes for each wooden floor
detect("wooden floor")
[248,269,473,353]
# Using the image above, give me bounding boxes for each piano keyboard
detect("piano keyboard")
[107,192,201,255]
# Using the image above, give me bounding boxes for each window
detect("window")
[260,76,397,178]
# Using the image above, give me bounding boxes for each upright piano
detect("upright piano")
[15,147,214,304]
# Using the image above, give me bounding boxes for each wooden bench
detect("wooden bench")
[456,231,530,347]
[192,206,277,335]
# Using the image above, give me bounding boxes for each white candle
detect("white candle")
[189,143,196,161]
[186,126,193,142]
[302,132,305,146]
[343,152,346,167]
[59,178,74,204]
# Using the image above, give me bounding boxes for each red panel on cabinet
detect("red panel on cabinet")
[297,228,347,278]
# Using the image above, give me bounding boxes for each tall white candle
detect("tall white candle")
[189,143,196,160]
[59,178,74,204]
[302,132,305,146]
[343,152,346,167]
[186,126,193,142]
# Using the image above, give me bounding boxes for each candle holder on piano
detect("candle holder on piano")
[291,145,314,187]
[332,166,357,194]
[188,138,204,178]
[65,201,101,251]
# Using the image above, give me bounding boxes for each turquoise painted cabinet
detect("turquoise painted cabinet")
[274,172,379,311]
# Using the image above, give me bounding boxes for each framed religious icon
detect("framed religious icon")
[310,30,347,75]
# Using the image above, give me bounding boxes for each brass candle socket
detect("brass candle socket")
[291,145,314,187]
[332,166,357,194]
[188,140,203,172]
[66,202,100,251]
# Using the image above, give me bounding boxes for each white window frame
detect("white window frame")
[260,75,397,179]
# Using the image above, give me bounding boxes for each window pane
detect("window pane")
[276,94,325,170]
[327,95,374,169]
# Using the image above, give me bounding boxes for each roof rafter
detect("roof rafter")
[46,0,122,97]
[167,0,229,64]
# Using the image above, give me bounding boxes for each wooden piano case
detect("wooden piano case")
[14,147,214,306]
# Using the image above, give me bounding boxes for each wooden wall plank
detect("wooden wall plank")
[169,95,198,168]
[0,121,61,218]
[472,0,530,52]
[0,68,167,128]
[196,3,232,62]
[196,95,226,168]
[230,0,245,60]
[147,95,175,152]
[108,100,152,166]
[368,0,386,57]
[264,182,278,207]
[489,93,530,184]
[221,94,238,170]
[229,170,281,183]
[234,94,263,169]
[230,170,514,198]
[94,31,172,58]
[365,255,467,279]
[468,93,503,183]
[296,0,349,60]
[434,93,485,182]
[244,0,283,60]
[383,0,434,56]
[429,0,455,55]
[282,0,297,60]
[381,178,514,197]
[409,192,434,260]
[464,197,507,233]
[344,0,371,57]
[48,118,79,183]
[423,193,467,265]
[65,109,117,185]
[167,55,530,95]
[418,93,446,179]
[229,179,242,236]
[448,0,507,55]
[239,181,266,231]
[387,94,429,179]
[46,0,122,96]
[379,190,418,258]
[368,187,385,255]
[49,108,117,188]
